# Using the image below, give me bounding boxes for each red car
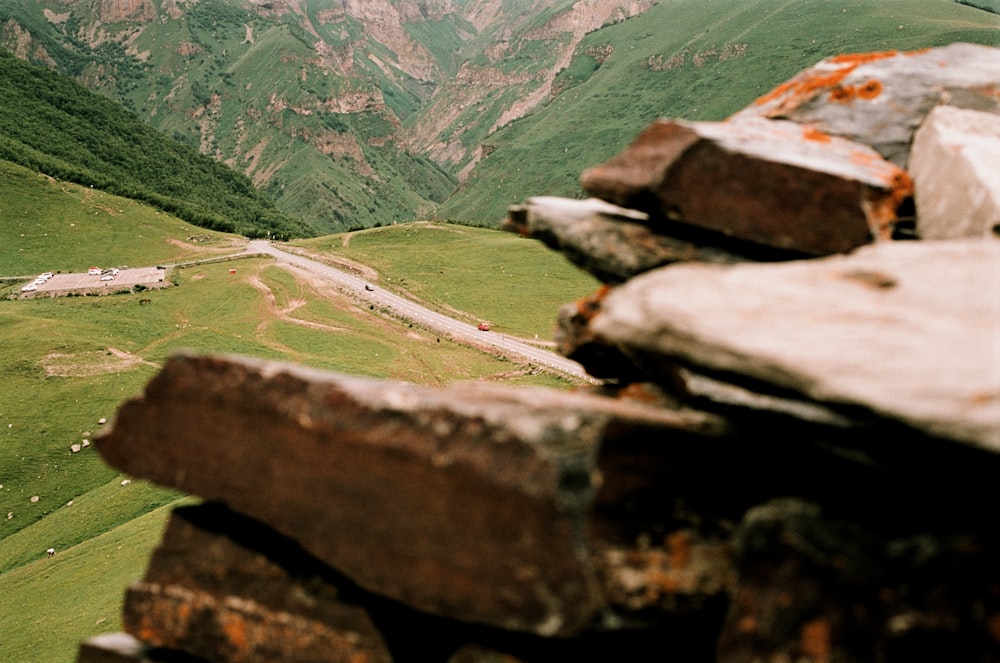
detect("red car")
[477,322,490,331]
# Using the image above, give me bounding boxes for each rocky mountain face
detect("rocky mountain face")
[0,0,658,233]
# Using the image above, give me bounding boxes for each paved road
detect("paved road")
[248,240,593,381]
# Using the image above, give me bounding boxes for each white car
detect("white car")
[38,272,53,280]
[21,283,37,292]
[100,274,114,281]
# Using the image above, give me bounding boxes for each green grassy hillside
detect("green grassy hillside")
[437,0,1000,223]
[0,50,309,239]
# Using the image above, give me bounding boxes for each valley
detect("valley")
[0,0,998,658]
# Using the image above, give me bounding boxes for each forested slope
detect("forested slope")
[0,49,310,239]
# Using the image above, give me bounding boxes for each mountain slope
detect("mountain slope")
[0,49,310,238]
[437,0,1000,222]
[1,0,658,232]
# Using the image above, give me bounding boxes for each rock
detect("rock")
[718,499,1000,663]
[910,105,1000,240]
[717,499,884,663]
[733,42,1000,168]
[96,353,729,637]
[504,196,745,283]
[587,238,1000,450]
[580,117,912,255]
[123,503,392,663]
[76,632,153,663]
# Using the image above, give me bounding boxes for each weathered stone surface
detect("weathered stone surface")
[504,196,745,283]
[718,499,1000,663]
[75,633,161,663]
[588,238,1000,450]
[125,583,390,663]
[911,105,1000,240]
[734,42,1000,167]
[580,117,911,255]
[717,499,884,663]
[122,503,391,663]
[97,353,727,637]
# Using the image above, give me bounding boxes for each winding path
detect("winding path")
[247,240,593,382]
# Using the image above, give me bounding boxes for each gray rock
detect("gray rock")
[910,105,1000,240]
[589,238,1000,450]
[734,42,1000,168]
[504,196,743,283]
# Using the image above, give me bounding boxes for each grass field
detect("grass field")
[293,222,601,341]
[0,174,599,661]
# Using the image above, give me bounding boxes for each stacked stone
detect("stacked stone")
[80,44,999,662]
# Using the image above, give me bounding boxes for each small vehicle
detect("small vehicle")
[38,272,53,280]
[364,284,374,292]
[100,274,114,281]
[477,322,490,331]
[21,283,37,292]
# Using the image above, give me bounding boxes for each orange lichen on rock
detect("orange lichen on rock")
[800,617,832,660]
[222,614,249,652]
[829,79,884,103]
[827,50,899,66]
[862,170,914,240]
[753,49,899,113]
[666,530,692,570]
[573,285,612,320]
[802,126,832,142]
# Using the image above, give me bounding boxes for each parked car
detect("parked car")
[100,274,114,281]
[21,283,37,292]
[38,272,53,280]
[477,322,491,331]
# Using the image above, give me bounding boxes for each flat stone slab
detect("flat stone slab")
[580,117,911,255]
[505,197,746,283]
[96,353,726,637]
[589,239,1000,450]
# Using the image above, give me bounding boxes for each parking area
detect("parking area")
[19,267,169,298]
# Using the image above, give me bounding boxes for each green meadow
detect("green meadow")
[293,222,601,340]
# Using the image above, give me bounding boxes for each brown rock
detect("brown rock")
[126,584,382,663]
[717,499,884,663]
[581,117,911,255]
[97,353,728,636]
[122,503,391,663]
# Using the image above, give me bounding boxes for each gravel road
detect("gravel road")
[248,240,593,382]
